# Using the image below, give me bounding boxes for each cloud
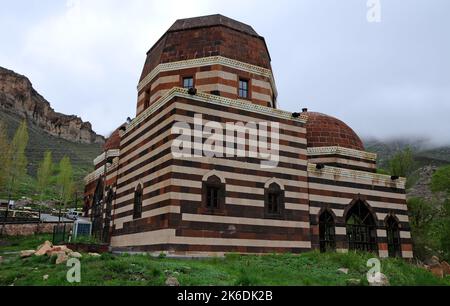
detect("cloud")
[11,0,216,134]
[1,0,449,145]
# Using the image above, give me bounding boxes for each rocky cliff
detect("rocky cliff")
[0,66,104,144]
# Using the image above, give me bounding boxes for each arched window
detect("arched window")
[346,201,378,252]
[386,216,401,258]
[133,185,143,220]
[92,180,104,239]
[265,183,284,218]
[203,175,225,210]
[102,188,114,242]
[319,210,336,253]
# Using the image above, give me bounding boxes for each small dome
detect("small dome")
[305,112,364,151]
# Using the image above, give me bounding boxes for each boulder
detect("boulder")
[55,253,69,265]
[428,263,444,279]
[165,276,180,286]
[70,252,82,259]
[337,268,349,274]
[47,245,73,256]
[178,266,192,273]
[43,275,49,281]
[20,250,35,258]
[369,273,390,286]
[35,241,53,256]
[52,245,73,253]
[346,279,361,286]
[441,261,450,276]
[425,256,440,266]
[49,251,66,258]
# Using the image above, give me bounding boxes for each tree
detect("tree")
[0,121,11,191]
[1,120,28,235]
[407,197,441,260]
[431,165,450,195]
[389,147,415,177]
[441,200,450,261]
[37,151,53,201]
[57,156,74,219]
[407,197,437,230]
[6,120,29,198]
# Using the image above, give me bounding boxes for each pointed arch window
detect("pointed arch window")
[319,210,336,252]
[102,188,114,241]
[346,201,378,253]
[92,180,104,239]
[386,216,401,257]
[133,185,143,220]
[203,175,225,211]
[265,183,284,218]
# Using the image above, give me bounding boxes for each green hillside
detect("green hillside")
[0,110,102,200]
[365,138,450,170]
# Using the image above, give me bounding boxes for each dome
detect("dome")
[305,112,365,151]
[139,14,272,82]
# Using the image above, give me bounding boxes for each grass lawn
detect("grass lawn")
[0,234,449,286]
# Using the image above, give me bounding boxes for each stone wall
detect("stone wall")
[2,222,73,236]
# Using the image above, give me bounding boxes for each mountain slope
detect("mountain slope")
[0,109,102,177]
[364,138,450,198]
[364,138,450,170]
[0,66,104,144]
[0,66,104,199]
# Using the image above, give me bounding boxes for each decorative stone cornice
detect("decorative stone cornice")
[137,56,278,97]
[93,149,120,166]
[307,163,406,188]
[84,158,119,185]
[307,146,377,161]
[126,87,307,134]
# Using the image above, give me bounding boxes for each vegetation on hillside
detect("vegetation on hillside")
[388,147,415,178]
[370,146,450,263]
[36,151,53,202]
[407,165,450,262]
[0,110,102,201]
[365,138,450,170]
[431,165,450,194]
[0,235,448,286]
[0,118,80,205]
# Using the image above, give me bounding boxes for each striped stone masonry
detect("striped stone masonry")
[307,163,412,258]
[136,56,278,115]
[84,15,413,259]
[84,89,413,258]
[109,92,311,254]
[307,146,378,172]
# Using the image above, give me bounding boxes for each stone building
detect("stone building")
[84,14,413,258]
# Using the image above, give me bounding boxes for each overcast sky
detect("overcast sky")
[1,0,449,145]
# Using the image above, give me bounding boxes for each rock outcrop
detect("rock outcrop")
[0,66,104,144]
[20,240,82,265]
[407,166,446,201]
